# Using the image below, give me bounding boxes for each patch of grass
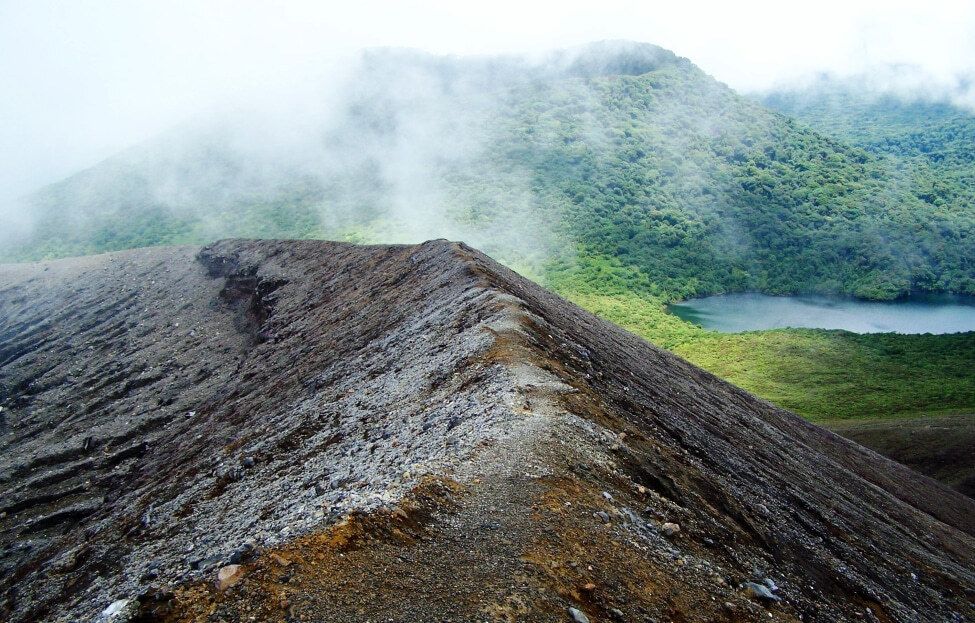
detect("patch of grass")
[559,289,975,422]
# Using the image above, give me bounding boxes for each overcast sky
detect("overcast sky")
[2,0,974,207]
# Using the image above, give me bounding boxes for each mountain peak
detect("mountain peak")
[553,40,687,77]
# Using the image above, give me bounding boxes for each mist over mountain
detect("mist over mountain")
[5,41,974,299]
[761,73,975,208]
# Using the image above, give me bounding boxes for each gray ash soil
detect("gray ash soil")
[1,239,974,623]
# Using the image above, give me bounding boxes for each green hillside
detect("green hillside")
[4,43,974,424]
[761,81,975,262]
[761,81,975,169]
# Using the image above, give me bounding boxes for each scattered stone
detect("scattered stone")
[98,598,138,622]
[215,466,243,483]
[7,240,974,622]
[216,564,246,590]
[569,606,591,623]
[744,581,781,603]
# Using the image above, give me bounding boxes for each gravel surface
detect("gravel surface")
[1,239,973,622]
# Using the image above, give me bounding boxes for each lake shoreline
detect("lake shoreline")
[667,292,975,334]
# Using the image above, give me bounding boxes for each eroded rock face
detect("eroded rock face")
[1,240,973,622]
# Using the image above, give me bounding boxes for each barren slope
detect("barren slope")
[829,413,975,498]
[1,240,973,623]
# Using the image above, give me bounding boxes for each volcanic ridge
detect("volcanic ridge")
[1,239,973,622]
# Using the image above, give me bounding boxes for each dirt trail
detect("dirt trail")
[1,239,973,622]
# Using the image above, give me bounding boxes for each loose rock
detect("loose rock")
[216,564,246,590]
[98,598,138,622]
[661,522,681,537]
[744,581,781,603]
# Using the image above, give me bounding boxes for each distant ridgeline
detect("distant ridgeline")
[6,42,975,301]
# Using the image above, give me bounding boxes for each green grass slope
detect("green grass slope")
[547,259,975,423]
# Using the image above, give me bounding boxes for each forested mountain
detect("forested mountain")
[762,78,975,266]
[6,42,975,300]
[761,77,975,168]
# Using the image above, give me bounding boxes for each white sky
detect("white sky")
[1,0,974,206]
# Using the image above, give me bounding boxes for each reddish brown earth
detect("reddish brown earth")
[1,239,973,623]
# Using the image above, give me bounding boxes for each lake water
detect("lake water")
[667,293,975,334]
